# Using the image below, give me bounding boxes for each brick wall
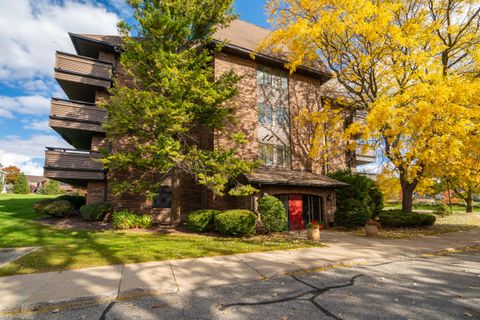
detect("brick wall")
[83,49,349,223]
[213,53,258,161]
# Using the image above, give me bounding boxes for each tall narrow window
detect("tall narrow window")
[257,65,291,168]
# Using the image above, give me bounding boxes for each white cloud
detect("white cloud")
[23,79,51,93]
[0,0,120,81]
[23,120,51,132]
[0,134,72,176]
[0,95,50,118]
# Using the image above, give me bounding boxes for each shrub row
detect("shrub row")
[187,209,257,236]
[186,209,221,232]
[34,194,86,217]
[112,210,154,230]
[378,210,436,228]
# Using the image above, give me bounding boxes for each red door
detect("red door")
[289,195,303,230]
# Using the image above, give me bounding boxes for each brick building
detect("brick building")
[44,20,375,229]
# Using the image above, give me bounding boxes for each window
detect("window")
[275,106,289,127]
[258,143,291,168]
[257,65,291,168]
[152,186,172,208]
[258,103,273,125]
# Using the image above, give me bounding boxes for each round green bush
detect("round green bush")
[186,209,221,232]
[55,194,86,210]
[214,210,257,236]
[334,198,372,228]
[379,210,436,228]
[42,200,73,217]
[258,196,287,233]
[80,202,113,221]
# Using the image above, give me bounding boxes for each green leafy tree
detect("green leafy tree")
[13,173,29,194]
[101,0,256,198]
[40,180,64,195]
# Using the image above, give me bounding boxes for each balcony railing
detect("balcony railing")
[49,98,106,133]
[44,147,104,181]
[54,51,113,101]
[355,144,376,165]
[54,51,113,85]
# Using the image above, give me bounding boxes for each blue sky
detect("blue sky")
[0,0,269,175]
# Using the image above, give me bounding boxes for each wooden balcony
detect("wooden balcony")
[49,98,106,149]
[355,144,376,165]
[44,148,104,185]
[54,51,113,102]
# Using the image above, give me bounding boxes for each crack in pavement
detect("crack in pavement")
[219,274,363,319]
[99,301,116,320]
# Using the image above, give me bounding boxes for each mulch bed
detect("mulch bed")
[36,214,190,234]
[37,215,112,231]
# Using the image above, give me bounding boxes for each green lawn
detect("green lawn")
[0,194,317,276]
[384,202,480,212]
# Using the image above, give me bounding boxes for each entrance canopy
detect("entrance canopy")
[243,168,349,188]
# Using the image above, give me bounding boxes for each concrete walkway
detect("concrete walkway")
[1,229,479,313]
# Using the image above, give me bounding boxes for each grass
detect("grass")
[0,194,317,276]
[384,202,480,212]
[349,211,480,239]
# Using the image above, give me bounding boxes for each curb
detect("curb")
[1,244,478,315]
[0,294,117,315]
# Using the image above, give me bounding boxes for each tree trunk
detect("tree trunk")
[466,190,473,213]
[400,174,417,214]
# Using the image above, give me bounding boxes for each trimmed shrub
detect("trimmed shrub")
[433,203,452,217]
[42,200,73,217]
[258,196,287,233]
[186,209,221,232]
[334,198,372,228]
[112,210,154,229]
[328,170,383,227]
[379,210,436,228]
[55,194,86,210]
[214,210,257,236]
[80,202,113,221]
[13,173,29,194]
[33,198,55,214]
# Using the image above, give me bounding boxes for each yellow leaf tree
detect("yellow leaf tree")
[376,167,401,202]
[439,134,480,212]
[295,101,351,175]
[262,0,480,213]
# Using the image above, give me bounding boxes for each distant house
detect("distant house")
[26,175,76,194]
[26,175,47,193]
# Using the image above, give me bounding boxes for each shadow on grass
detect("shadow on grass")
[0,197,317,276]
